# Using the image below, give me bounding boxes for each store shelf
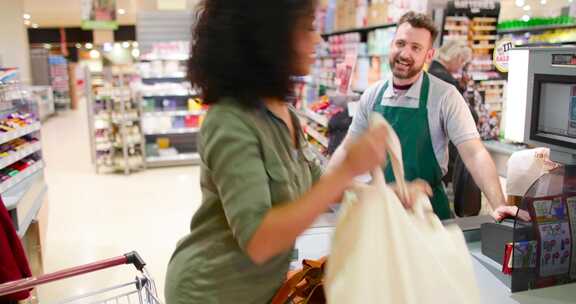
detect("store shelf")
[304,109,329,127]
[0,123,41,146]
[472,35,498,40]
[146,153,200,167]
[141,77,186,84]
[445,25,469,31]
[141,94,194,99]
[322,23,396,38]
[305,127,329,148]
[497,23,576,34]
[0,160,44,194]
[143,127,200,135]
[142,110,205,117]
[0,142,42,171]
[516,41,576,47]
[140,56,188,61]
[472,25,496,31]
[472,44,495,49]
[1,169,47,237]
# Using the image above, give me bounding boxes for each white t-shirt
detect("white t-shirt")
[348,72,480,175]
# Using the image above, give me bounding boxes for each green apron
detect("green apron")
[373,72,452,219]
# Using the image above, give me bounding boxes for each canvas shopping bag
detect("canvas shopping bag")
[325,114,481,304]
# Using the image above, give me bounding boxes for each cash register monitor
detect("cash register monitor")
[531,74,576,150]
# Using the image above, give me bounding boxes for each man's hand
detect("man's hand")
[492,205,531,222]
[392,179,432,208]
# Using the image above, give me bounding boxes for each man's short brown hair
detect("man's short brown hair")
[397,11,439,44]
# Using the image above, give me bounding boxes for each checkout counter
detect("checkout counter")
[293,214,576,304]
[294,46,576,303]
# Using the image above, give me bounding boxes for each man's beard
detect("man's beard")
[389,54,424,80]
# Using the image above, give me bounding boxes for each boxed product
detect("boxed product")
[368,0,389,26]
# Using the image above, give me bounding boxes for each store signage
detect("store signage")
[81,0,119,30]
[493,38,514,73]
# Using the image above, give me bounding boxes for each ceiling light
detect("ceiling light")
[43,43,51,49]
[132,41,139,48]
[117,8,126,15]
[540,0,547,4]
[523,5,531,11]
[31,23,39,29]
[131,49,140,58]
[75,43,82,49]
[515,0,526,7]
[23,14,31,20]
[103,43,113,52]
[122,41,130,48]
[85,43,93,49]
[89,50,101,59]
[522,15,531,22]
[24,20,31,26]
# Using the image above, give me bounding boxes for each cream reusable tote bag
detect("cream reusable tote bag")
[325,114,480,304]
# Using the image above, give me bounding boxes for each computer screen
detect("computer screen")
[532,74,576,148]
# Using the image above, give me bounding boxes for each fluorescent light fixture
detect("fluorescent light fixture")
[523,5,531,11]
[31,23,39,28]
[85,43,93,49]
[522,15,531,22]
[89,50,101,59]
[23,14,31,20]
[75,43,82,49]
[117,8,126,15]
[515,0,525,7]
[122,41,130,48]
[103,43,113,52]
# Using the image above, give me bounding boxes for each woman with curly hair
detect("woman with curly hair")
[163,1,414,303]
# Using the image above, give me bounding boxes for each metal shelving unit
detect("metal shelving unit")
[0,74,47,238]
[497,23,576,34]
[137,41,204,168]
[321,23,397,38]
[86,68,145,175]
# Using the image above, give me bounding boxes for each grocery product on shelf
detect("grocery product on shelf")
[0,74,47,237]
[497,16,576,33]
[137,42,204,167]
[87,68,145,175]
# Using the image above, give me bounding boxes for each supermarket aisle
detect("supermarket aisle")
[38,99,201,301]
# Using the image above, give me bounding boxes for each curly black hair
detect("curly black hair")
[189,0,318,106]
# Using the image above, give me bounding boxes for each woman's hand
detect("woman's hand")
[339,125,388,178]
[391,179,432,208]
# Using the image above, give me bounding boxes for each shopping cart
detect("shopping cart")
[0,251,161,304]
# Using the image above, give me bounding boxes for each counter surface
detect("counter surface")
[295,214,576,303]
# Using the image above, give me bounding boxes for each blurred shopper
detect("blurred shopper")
[428,40,473,94]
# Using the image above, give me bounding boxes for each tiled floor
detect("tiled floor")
[37,100,201,302]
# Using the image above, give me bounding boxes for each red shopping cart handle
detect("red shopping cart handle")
[0,251,146,297]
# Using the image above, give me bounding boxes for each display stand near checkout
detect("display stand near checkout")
[509,166,576,293]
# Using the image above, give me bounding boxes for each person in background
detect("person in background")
[428,40,478,189]
[330,11,519,221]
[164,1,430,303]
[428,40,473,94]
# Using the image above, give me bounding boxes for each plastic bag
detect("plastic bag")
[325,114,480,304]
[506,148,560,197]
